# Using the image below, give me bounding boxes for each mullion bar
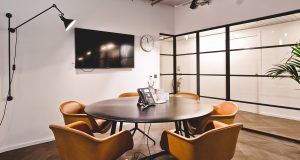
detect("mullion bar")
[196,32,200,96]
[231,99,300,111]
[173,36,177,93]
[200,50,226,54]
[230,43,295,52]
[160,33,174,37]
[200,96,226,101]
[176,53,197,56]
[198,43,293,54]
[198,74,288,78]
[200,74,226,76]
[177,74,197,76]
[230,74,289,78]
[201,96,300,111]
[160,54,173,56]
[226,26,230,101]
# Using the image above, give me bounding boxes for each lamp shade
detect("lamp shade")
[59,15,76,31]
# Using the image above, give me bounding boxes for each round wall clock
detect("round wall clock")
[140,34,154,52]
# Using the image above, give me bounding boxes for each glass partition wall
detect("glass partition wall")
[160,34,174,93]
[160,10,300,143]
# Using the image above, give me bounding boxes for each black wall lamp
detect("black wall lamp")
[5,4,76,101]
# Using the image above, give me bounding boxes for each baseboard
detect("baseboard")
[258,112,300,121]
[240,109,300,121]
[0,136,54,154]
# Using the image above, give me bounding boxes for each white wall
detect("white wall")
[174,0,300,34]
[0,0,174,152]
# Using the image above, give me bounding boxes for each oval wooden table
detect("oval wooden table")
[85,96,213,139]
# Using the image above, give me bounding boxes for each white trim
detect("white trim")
[240,108,300,121]
[259,112,300,121]
[0,136,54,153]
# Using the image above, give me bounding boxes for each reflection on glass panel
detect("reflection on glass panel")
[230,13,300,49]
[260,20,300,46]
[177,55,197,74]
[200,52,225,74]
[259,77,300,108]
[160,75,173,93]
[160,36,173,55]
[261,47,292,74]
[230,29,261,49]
[200,98,224,106]
[231,77,259,102]
[235,103,300,140]
[200,28,225,52]
[176,34,196,55]
[230,50,260,75]
[200,76,225,98]
[231,76,300,107]
[177,75,197,93]
[160,55,173,74]
[234,103,259,114]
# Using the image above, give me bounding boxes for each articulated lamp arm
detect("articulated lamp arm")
[6,4,75,33]
[5,4,76,101]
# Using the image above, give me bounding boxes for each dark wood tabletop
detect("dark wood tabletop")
[85,96,213,123]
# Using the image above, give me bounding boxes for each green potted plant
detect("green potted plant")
[266,42,300,84]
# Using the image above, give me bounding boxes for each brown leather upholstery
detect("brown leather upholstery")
[210,101,239,124]
[59,101,111,133]
[174,92,201,135]
[50,121,133,160]
[174,92,200,101]
[161,121,243,160]
[189,101,239,135]
[118,92,139,98]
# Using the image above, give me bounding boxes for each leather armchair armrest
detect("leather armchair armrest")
[93,130,134,160]
[62,113,88,118]
[161,130,196,160]
[212,121,228,129]
[67,121,94,136]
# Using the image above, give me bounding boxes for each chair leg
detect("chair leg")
[178,121,183,136]
[129,122,156,144]
[182,120,190,138]
[119,122,123,131]
[174,121,179,134]
[110,121,117,135]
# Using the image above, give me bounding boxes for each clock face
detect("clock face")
[140,34,154,52]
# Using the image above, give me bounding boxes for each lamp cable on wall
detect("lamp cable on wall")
[147,123,152,158]
[5,4,76,102]
[0,29,18,126]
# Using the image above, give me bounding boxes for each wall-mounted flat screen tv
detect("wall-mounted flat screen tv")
[75,28,134,68]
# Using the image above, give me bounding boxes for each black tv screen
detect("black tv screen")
[75,28,134,68]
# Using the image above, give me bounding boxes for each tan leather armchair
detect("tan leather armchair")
[174,92,200,135]
[118,92,139,132]
[174,92,200,101]
[161,121,243,160]
[210,101,239,124]
[118,92,139,98]
[50,121,133,160]
[59,101,111,133]
[189,101,239,135]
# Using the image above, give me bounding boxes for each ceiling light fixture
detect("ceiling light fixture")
[190,0,211,9]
